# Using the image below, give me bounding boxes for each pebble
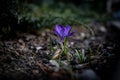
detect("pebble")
[36,46,42,50]
[79,69,100,80]
[49,60,59,68]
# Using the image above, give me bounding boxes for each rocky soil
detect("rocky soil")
[0,22,119,80]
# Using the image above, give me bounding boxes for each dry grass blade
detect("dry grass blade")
[52,49,61,59]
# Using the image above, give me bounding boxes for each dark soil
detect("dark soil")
[0,22,119,80]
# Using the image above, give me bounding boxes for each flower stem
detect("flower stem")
[63,38,70,62]
[60,38,69,63]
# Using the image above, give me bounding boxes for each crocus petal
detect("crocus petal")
[65,25,71,36]
[53,24,74,41]
[60,26,66,37]
[53,29,59,36]
[68,32,74,36]
[55,24,62,35]
[54,24,65,39]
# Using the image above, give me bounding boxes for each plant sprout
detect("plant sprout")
[74,49,85,63]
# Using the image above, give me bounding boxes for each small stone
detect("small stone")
[80,69,100,80]
[32,70,39,75]
[49,60,59,68]
[18,39,24,43]
[41,32,46,37]
[80,32,86,39]
[99,26,106,32]
[90,37,96,40]
[70,42,74,45]
[36,46,42,50]
[25,35,36,41]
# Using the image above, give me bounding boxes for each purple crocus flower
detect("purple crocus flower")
[53,24,74,40]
